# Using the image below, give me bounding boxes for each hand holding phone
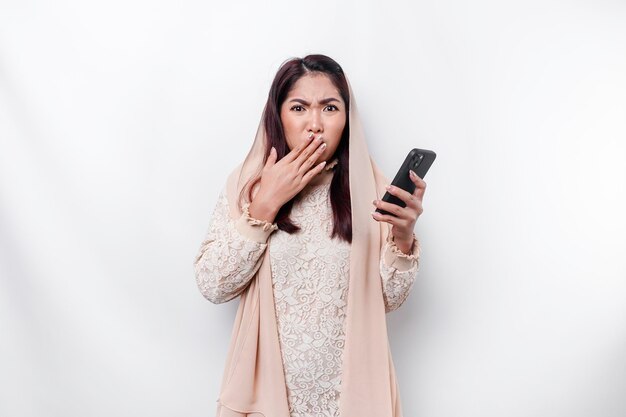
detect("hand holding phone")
[375,148,436,217]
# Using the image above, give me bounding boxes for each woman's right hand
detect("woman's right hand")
[248,132,328,222]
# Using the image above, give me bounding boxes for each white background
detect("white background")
[1,1,625,416]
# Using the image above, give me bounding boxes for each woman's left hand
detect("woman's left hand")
[371,170,427,254]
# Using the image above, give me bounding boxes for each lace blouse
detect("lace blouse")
[194,181,420,417]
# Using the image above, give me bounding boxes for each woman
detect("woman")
[194,54,427,417]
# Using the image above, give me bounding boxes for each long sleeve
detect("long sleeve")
[194,186,279,304]
[379,232,421,313]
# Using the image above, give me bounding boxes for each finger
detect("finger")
[385,183,418,209]
[265,146,277,169]
[294,134,325,168]
[298,139,327,175]
[409,170,427,199]
[282,132,316,163]
[371,210,400,226]
[302,159,327,183]
[372,199,411,220]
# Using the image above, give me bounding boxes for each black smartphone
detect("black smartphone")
[375,148,436,216]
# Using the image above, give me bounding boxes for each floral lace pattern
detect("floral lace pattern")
[380,233,421,314]
[379,254,420,314]
[241,201,279,232]
[194,182,420,416]
[269,183,350,417]
[194,189,269,304]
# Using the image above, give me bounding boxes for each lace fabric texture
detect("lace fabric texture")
[241,201,279,232]
[194,182,420,417]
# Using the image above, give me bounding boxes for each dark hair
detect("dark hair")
[240,54,352,243]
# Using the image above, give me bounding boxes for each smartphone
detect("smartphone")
[375,148,436,216]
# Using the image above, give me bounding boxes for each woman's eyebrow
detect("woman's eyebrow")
[288,97,341,105]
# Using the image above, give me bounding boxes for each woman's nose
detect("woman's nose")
[308,111,323,133]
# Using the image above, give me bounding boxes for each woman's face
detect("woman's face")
[280,73,346,164]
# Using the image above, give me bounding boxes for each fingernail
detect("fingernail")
[409,170,416,177]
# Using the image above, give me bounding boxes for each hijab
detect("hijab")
[217,74,403,417]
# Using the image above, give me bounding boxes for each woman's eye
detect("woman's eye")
[290,104,338,112]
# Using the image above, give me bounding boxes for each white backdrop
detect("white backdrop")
[1,1,625,416]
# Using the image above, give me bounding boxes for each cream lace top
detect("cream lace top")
[194,180,421,417]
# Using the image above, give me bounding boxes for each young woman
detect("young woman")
[194,54,427,417]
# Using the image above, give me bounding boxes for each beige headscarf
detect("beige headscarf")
[216,74,403,417]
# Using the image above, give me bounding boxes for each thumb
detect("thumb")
[265,146,277,168]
